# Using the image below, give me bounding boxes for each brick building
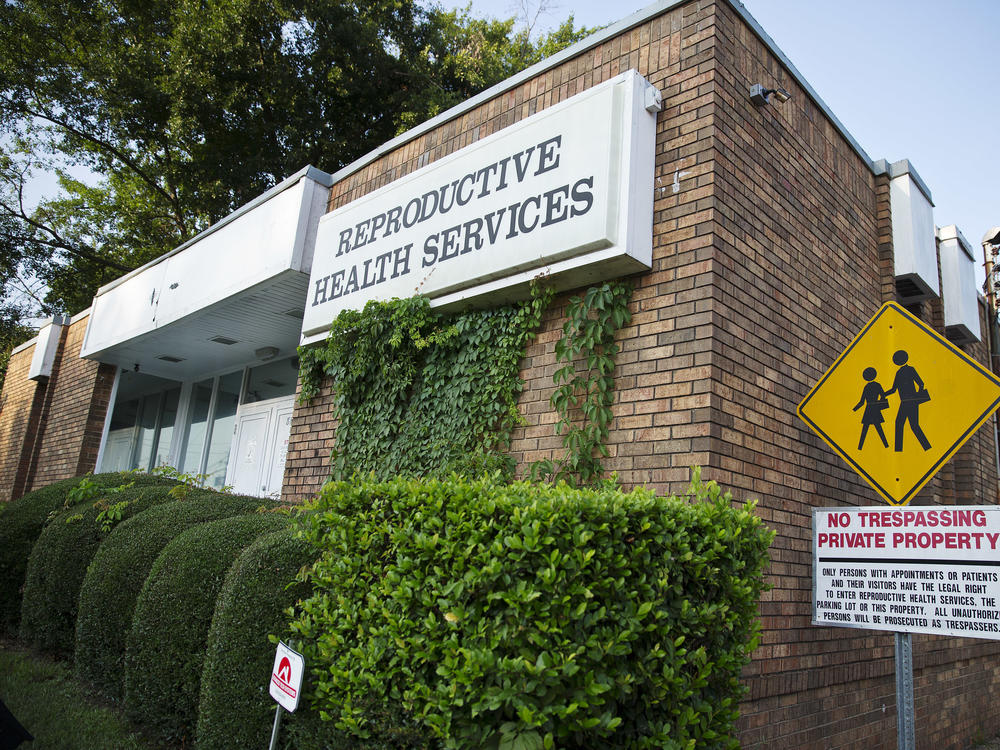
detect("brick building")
[2,0,998,746]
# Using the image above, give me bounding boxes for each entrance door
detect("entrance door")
[225,396,296,497]
[264,403,294,498]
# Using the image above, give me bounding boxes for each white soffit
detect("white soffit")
[81,167,330,376]
[301,70,659,344]
[82,274,310,381]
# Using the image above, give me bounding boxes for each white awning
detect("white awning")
[81,166,331,379]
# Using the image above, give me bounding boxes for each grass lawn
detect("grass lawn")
[0,638,155,749]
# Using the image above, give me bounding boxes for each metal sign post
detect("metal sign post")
[895,632,915,750]
[268,705,283,750]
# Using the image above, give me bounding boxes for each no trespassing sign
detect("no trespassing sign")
[813,507,1000,640]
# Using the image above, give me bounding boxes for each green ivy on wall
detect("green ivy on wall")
[297,285,552,481]
[298,279,632,485]
[532,280,633,486]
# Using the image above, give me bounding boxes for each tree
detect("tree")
[0,0,591,323]
[397,9,588,131]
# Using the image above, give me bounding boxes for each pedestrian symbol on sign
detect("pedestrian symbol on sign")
[852,366,890,450]
[885,349,931,452]
[852,350,933,453]
[799,302,1000,506]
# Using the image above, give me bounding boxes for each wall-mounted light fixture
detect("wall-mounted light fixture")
[749,83,791,107]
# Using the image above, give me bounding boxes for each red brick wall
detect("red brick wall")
[0,342,44,503]
[284,0,1000,746]
[0,315,114,504]
[281,377,338,504]
[26,314,115,491]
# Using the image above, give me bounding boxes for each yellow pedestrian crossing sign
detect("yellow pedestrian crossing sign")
[798,301,1000,506]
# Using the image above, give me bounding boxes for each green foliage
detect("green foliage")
[93,499,130,533]
[149,463,234,498]
[0,472,177,634]
[532,280,632,486]
[18,482,181,656]
[74,493,271,700]
[287,473,773,749]
[195,527,316,750]
[65,473,102,505]
[298,286,551,481]
[47,474,138,524]
[124,512,291,745]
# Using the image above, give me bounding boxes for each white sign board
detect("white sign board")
[269,641,305,712]
[813,506,1000,639]
[301,69,659,343]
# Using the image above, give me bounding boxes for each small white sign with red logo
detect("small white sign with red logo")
[269,641,304,712]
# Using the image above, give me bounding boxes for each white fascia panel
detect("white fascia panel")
[81,264,166,358]
[938,225,980,343]
[889,162,939,301]
[27,317,64,381]
[154,180,305,325]
[82,170,330,361]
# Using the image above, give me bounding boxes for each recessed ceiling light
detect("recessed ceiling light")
[210,336,239,345]
[157,355,185,363]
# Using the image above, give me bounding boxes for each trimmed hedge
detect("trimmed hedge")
[0,472,177,634]
[18,481,187,656]
[195,527,316,750]
[74,494,272,700]
[290,474,773,750]
[124,512,290,745]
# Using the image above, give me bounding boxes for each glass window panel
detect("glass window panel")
[181,380,213,475]
[101,397,139,472]
[134,393,160,472]
[243,357,298,403]
[154,387,181,469]
[204,371,241,489]
[100,371,180,473]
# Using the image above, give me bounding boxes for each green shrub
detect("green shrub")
[74,494,272,700]
[18,481,185,656]
[289,473,773,750]
[195,527,316,750]
[124,512,290,745]
[0,472,177,634]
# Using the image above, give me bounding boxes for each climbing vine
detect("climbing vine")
[298,284,552,481]
[532,280,632,486]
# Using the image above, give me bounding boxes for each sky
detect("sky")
[436,0,1000,281]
